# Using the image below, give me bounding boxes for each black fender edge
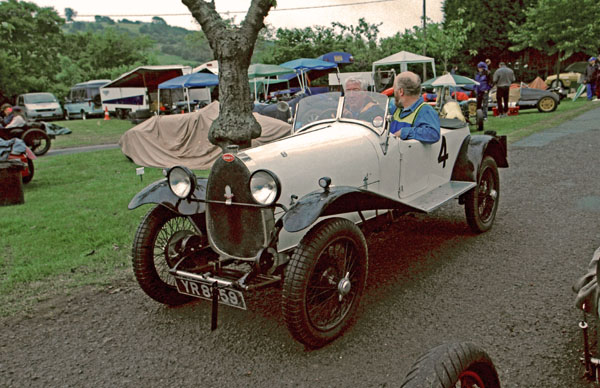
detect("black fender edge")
[282,186,423,233]
[451,134,508,182]
[128,177,208,215]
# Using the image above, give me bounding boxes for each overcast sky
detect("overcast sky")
[29,0,444,38]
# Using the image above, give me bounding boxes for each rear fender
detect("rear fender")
[282,186,423,233]
[451,134,508,182]
[128,177,208,215]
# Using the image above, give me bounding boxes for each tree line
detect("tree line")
[1,0,598,105]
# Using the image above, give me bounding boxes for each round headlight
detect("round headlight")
[249,170,281,205]
[168,166,196,199]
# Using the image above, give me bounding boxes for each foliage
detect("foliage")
[442,0,536,72]
[509,0,600,61]
[64,7,76,22]
[0,0,65,99]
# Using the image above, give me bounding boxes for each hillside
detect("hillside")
[62,17,214,67]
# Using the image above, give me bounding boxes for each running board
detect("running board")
[402,181,476,213]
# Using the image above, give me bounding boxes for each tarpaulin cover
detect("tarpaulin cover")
[528,76,548,90]
[119,101,292,170]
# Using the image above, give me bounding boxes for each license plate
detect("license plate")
[175,276,246,310]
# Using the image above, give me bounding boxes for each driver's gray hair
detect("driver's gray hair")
[394,72,422,96]
[344,77,367,91]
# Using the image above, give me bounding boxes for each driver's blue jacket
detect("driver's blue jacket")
[389,96,440,144]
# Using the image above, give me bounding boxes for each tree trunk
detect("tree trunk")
[182,0,274,150]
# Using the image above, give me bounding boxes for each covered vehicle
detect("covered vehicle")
[128,90,508,348]
[488,84,560,113]
[15,92,63,121]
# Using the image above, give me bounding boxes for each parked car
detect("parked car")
[545,61,587,89]
[128,90,508,348]
[64,80,110,120]
[15,92,64,121]
[488,84,560,113]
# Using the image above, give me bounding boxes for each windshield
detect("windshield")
[24,93,57,104]
[293,91,388,132]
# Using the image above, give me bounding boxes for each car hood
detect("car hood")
[239,122,382,207]
[26,102,60,110]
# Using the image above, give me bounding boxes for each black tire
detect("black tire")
[400,342,501,388]
[132,205,213,306]
[22,129,51,156]
[550,79,563,88]
[22,158,34,184]
[282,218,368,348]
[65,111,70,120]
[81,110,87,120]
[537,96,557,113]
[464,156,499,233]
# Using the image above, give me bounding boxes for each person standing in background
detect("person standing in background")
[584,57,597,101]
[493,62,515,117]
[474,61,492,121]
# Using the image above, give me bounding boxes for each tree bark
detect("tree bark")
[182,0,275,149]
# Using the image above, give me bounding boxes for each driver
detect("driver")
[391,72,440,144]
[342,78,384,122]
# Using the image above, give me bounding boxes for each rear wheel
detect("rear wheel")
[537,96,557,112]
[282,218,368,348]
[22,129,51,156]
[400,342,501,388]
[465,156,499,233]
[81,110,87,120]
[132,205,215,305]
[22,158,34,184]
[550,79,563,88]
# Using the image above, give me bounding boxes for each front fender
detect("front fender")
[282,186,423,233]
[128,177,208,215]
[451,134,508,182]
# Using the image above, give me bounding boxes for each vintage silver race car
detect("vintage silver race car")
[128,91,508,348]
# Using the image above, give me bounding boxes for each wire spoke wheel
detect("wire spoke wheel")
[132,205,214,305]
[465,156,500,233]
[283,218,368,348]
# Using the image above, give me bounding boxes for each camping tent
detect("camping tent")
[158,72,219,113]
[279,58,338,93]
[248,64,295,102]
[372,51,436,83]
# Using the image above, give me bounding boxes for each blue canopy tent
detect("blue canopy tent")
[158,72,219,113]
[279,58,338,94]
[317,52,354,66]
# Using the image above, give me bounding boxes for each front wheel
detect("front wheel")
[132,205,215,305]
[282,218,368,348]
[537,96,557,113]
[22,128,51,156]
[400,342,501,388]
[464,156,500,233]
[81,110,87,120]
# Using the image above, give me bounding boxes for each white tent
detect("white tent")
[372,50,436,79]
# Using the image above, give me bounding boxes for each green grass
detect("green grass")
[469,99,598,143]
[51,118,135,149]
[0,150,167,315]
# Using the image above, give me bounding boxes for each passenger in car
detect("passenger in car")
[390,72,440,144]
[342,77,384,122]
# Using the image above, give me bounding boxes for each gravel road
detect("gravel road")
[2,107,600,387]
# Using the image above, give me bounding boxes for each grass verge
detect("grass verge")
[51,118,134,149]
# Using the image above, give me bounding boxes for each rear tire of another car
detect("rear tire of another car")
[400,342,501,388]
[282,218,368,348]
[550,79,564,89]
[22,129,51,156]
[537,96,557,113]
[22,158,34,184]
[465,156,500,233]
[81,110,87,120]
[132,205,216,306]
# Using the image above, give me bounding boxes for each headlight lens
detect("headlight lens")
[249,170,281,205]
[168,166,196,199]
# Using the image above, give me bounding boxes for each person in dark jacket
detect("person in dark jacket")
[474,61,492,120]
[584,57,597,101]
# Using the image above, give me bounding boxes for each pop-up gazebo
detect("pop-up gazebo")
[372,51,436,83]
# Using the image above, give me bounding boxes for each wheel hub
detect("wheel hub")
[337,272,351,297]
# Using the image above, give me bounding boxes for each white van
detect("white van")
[64,80,111,120]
